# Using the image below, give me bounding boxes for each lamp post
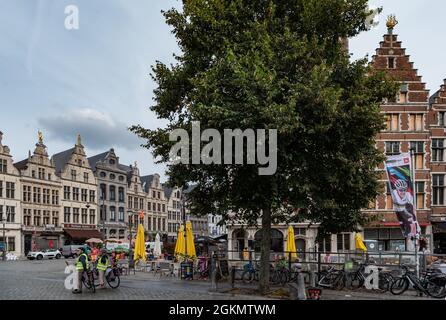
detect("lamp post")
[410,147,420,277]
[181,192,187,260]
[100,186,106,239]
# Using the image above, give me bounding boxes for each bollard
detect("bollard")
[296,268,307,300]
[210,253,218,292]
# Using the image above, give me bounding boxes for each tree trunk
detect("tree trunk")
[259,206,272,295]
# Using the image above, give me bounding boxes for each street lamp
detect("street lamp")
[181,192,188,260]
[100,186,106,239]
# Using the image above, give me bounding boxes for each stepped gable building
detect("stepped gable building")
[52,135,101,245]
[141,173,167,241]
[14,132,63,253]
[429,79,446,252]
[0,131,22,256]
[126,162,148,240]
[363,17,432,251]
[88,149,128,240]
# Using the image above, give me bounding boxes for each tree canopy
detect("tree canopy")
[131,0,397,293]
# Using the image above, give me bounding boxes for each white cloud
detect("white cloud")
[38,107,142,150]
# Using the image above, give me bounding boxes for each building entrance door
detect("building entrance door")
[24,235,32,255]
[296,238,306,260]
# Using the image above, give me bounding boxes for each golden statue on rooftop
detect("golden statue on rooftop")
[38,130,43,144]
[77,134,82,145]
[386,15,398,30]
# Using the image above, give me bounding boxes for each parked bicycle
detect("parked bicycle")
[390,265,446,298]
[241,261,259,284]
[271,263,291,286]
[349,263,394,292]
[241,261,276,284]
[317,266,347,290]
[89,261,121,289]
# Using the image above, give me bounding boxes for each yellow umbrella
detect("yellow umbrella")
[174,225,185,256]
[185,221,196,258]
[355,233,367,252]
[286,226,297,259]
[133,223,147,263]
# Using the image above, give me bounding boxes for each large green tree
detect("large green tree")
[131,0,397,294]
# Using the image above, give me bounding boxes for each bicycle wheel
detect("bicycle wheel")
[242,270,254,284]
[377,273,392,293]
[82,272,96,293]
[424,279,446,299]
[107,270,121,289]
[334,273,346,290]
[318,271,338,288]
[271,271,279,285]
[350,273,364,290]
[390,277,409,295]
[279,271,289,286]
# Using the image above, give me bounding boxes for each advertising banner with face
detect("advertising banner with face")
[385,152,420,238]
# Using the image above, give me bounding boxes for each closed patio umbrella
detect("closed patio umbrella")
[185,221,196,258]
[133,224,146,263]
[153,233,162,257]
[174,225,185,257]
[286,226,297,259]
[355,233,367,252]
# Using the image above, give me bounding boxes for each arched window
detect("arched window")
[232,229,247,255]
[254,229,284,253]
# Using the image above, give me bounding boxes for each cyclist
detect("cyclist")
[392,179,418,236]
[73,247,90,294]
[97,248,111,289]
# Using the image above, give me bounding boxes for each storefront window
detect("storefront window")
[389,240,406,251]
[364,228,406,251]
[254,229,284,253]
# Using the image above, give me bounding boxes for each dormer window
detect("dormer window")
[109,159,115,165]
[388,57,395,69]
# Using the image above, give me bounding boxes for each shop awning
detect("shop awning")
[64,229,103,240]
[381,222,430,227]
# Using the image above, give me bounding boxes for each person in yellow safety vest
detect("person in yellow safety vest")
[73,247,90,294]
[97,248,111,289]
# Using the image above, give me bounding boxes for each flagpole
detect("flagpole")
[410,148,419,278]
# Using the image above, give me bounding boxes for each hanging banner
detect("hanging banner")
[384,152,420,238]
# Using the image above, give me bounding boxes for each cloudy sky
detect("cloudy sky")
[0,1,445,181]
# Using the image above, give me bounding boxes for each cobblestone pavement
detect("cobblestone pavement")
[0,259,271,300]
[0,260,439,300]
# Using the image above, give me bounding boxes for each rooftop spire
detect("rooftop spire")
[386,15,398,33]
[77,134,82,145]
[38,130,43,144]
